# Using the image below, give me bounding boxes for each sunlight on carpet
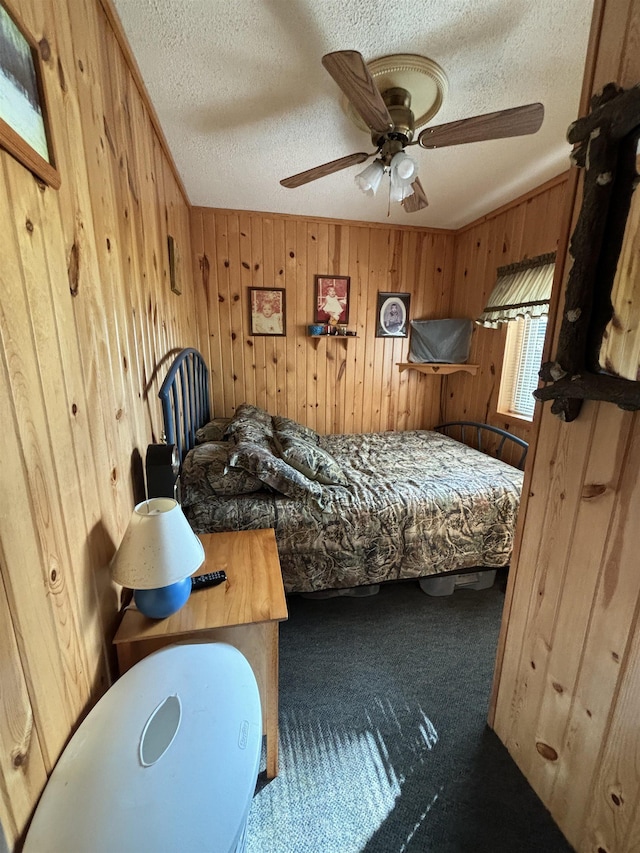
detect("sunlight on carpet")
[247,698,438,853]
[244,583,573,852]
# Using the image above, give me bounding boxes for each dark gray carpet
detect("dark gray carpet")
[247,576,572,852]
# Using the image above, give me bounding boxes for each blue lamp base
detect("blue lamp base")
[134,577,192,619]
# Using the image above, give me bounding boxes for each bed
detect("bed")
[156,349,527,595]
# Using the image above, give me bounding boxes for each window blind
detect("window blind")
[477,253,556,328]
[499,315,548,420]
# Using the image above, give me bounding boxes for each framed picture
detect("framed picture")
[0,1,59,188]
[376,292,411,337]
[315,275,350,325]
[249,287,286,336]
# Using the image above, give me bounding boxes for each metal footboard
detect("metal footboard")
[435,421,528,470]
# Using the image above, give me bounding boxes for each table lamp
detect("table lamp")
[110,498,205,619]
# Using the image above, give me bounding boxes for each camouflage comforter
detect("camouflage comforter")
[183,430,523,594]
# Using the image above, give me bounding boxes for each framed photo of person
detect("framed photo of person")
[249,287,286,336]
[0,1,60,188]
[376,292,410,337]
[315,275,350,325]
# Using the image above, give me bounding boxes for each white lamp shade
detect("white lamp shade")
[389,152,417,203]
[110,498,205,589]
[355,159,384,195]
[390,176,416,203]
[390,151,417,181]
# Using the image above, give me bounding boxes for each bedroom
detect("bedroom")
[1,0,640,851]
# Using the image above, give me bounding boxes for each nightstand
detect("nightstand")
[113,528,288,778]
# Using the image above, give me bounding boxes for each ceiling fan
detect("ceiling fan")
[280,50,544,213]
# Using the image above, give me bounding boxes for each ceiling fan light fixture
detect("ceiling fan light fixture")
[390,151,417,181]
[389,176,415,204]
[389,151,418,203]
[355,159,384,195]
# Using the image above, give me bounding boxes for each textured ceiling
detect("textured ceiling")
[112,0,593,229]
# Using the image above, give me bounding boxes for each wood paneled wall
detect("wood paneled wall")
[190,208,456,433]
[492,2,640,851]
[0,0,206,846]
[443,175,570,451]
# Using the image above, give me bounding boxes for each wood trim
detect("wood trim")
[578,0,610,113]
[97,0,190,205]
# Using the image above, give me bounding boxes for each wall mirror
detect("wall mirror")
[535,83,640,422]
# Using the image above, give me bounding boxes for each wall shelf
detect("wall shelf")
[309,335,358,350]
[397,362,479,376]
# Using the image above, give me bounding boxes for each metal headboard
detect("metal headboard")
[435,421,529,470]
[158,348,210,460]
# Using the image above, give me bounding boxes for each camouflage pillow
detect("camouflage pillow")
[274,432,348,486]
[272,414,320,445]
[228,438,326,509]
[180,442,263,505]
[224,403,274,441]
[195,418,231,444]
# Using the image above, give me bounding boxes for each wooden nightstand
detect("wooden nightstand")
[113,528,288,778]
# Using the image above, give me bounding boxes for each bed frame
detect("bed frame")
[157,349,528,468]
[435,422,528,470]
[158,348,210,461]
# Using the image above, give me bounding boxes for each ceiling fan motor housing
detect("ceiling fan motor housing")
[372,87,415,157]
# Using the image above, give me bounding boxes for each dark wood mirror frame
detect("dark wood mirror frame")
[535,83,640,422]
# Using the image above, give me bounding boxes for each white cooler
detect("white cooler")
[24,642,262,853]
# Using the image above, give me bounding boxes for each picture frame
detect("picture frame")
[376,292,411,337]
[167,235,181,295]
[315,275,350,325]
[249,287,286,336]
[535,84,640,422]
[0,1,60,188]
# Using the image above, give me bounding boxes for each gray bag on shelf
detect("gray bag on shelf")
[408,319,473,363]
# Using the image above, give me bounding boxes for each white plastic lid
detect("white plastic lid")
[24,643,261,853]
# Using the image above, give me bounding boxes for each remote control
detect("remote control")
[191,570,227,590]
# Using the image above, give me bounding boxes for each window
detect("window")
[478,252,555,421]
[498,315,548,421]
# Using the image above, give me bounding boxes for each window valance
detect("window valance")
[476,252,556,328]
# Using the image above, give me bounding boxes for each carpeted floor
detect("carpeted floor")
[246,575,572,852]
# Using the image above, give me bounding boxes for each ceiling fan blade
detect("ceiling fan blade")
[322,50,394,135]
[280,152,372,189]
[402,177,428,213]
[418,103,544,149]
